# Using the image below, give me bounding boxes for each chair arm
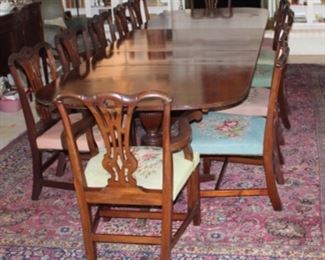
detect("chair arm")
[170,116,192,153]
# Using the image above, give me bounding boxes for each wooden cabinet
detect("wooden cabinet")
[0,0,43,76]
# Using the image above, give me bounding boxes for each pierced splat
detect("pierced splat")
[84,94,138,187]
[8,42,59,120]
[55,26,91,78]
[10,44,57,93]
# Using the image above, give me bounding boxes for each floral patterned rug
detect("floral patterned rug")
[0,64,325,259]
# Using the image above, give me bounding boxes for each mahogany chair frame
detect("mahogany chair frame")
[54,25,91,82]
[89,14,113,62]
[113,4,132,39]
[55,91,201,259]
[194,42,290,211]
[8,42,74,200]
[100,10,117,43]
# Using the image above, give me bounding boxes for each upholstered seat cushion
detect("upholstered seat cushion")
[220,87,270,116]
[257,48,275,66]
[36,113,103,152]
[44,17,67,29]
[84,147,200,200]
[191,112,265,156]
[251,64,273,88]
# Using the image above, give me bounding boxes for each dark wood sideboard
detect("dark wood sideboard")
[0,0,43,76]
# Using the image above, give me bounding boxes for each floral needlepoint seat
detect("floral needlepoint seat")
[191,113,265,156]
[85,146,200,200]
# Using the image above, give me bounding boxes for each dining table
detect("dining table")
[36,7,269,145]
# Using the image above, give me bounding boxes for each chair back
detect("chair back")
[54,25,91,80]
[114,4,131,39]
[55,91,172,189]
[89,14,109,61]
[273,0,293,51]
[140,0,150,28]
[264,41,289,155]
[124,2,138,30]
[8,42,59,121]
[100,11,117,42]
[8,42,61,151]
[129,0,143,28]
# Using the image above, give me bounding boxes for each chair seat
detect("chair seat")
[36,113,103,151]
[191,113,265,156]
[257,47,275,66]
[220,87,270,116]
[84,147,200,200]
[251,63,273,88]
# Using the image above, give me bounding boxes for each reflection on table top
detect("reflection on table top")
[36,8,268,111]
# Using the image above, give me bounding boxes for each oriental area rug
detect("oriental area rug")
[0,64,325,259]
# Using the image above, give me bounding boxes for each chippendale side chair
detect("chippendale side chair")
[41,0,88,47]
[89,13,114,62]
[100,11,117,43]
[55,91,201,259]
[190,41,290,211]
[54,25,92,82]
[252,0,294,130]
[113,4,133,40]
[8,41,99,200]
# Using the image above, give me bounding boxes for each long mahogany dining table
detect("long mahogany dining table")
[36,8,269,145]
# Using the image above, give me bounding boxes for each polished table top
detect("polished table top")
[36,8,268,111]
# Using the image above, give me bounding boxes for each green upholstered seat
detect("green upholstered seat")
[251,64,273,88]
[191,112,265,156]
[85,147,200,200]
[257,48,276,66]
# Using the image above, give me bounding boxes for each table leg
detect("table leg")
[139,112,163,146]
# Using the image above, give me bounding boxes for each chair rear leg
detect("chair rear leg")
[31,152,44,200]
[279,87,291,129]
[263,156,282,211]
[56,152,67,177]
[160,199,173,259]
[187,168,201,226]
[276,122,285,145]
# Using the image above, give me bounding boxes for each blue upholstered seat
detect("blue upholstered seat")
[191,112,265,156]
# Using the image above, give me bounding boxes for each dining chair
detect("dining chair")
[113,4,133,39]
[41,0,88,47]
[54,25,92,82]
[140,0,150,28]
[190,41,290,211]
[89,14,114,62]
[251,4,294,130]
[100,10,117,43]
[128,0,142,29]
[257,0,292,66]
[220,25,290,118]
[8,41,100,200]
[55,91,201,259]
